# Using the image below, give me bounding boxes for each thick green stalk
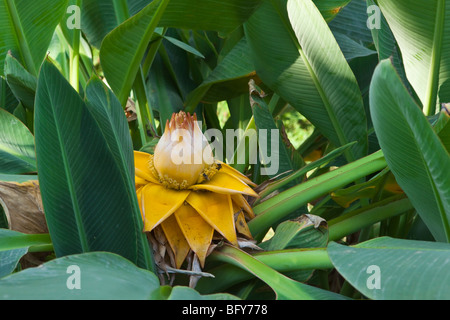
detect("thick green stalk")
[28,244,54,253]
[252,247,332,270]
[328,194,413,241]
[256,142,354,203]
[113,0,130,24]
[133,68,156,145]
[199,247,332,294]
[249,150,387,238]
[208,245,335,300]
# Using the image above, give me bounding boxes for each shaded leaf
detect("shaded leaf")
[328,237,450,299]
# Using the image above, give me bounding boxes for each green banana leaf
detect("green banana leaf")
[377,0,450,115]
[34,59,147,266]
[245,0,368,162]
[328,237,450,299]
[0,0,68,76]
[0,229,52,278]
[0,108,36,174]
[185,37,256,111]
[370,59,450,242]
[100,0,263,106]
[100,0,169,105]
[0,77,18,114]
[0,251,238,300]
[328,0,373,46]
[4,52,36,111]
[84,77,154,270]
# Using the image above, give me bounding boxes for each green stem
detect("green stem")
[142,28,167,76]
[328,195,413,242]
[113,0,130,24]
[339,280,356,298]
[256,142,354,203]
[69,0,82,92]
[133,68,156,145]
[28,244,54,253]
[230,116,256,173]
[199,247,332,294]
[249,150,387,238]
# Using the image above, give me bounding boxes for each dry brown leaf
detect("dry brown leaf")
[0,180,48,234]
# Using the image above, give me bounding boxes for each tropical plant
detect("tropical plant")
[0,0,449,301]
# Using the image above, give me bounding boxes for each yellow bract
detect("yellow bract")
[134,150,258,268]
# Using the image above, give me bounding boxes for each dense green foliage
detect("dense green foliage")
[0,0,449,300]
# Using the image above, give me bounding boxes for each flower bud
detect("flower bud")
[153,112,214,189]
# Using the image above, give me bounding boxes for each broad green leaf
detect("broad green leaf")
[146,52,184,133]
[213,245,348,300]
[370,59,450,242]
[1,77,18,114]
[185,37,256,111]
[101,0,263,106]
[34,59,142,263]
[313,0,351,22]
[434,105,450,152]
[0,251,238,300]
[81,0,150,48]
[0,229,52,278]
[366,0,413,98]
[0,108,36,174]
[245,0,367,163]
[0,252,160,300]
[84,77,154,271]
[85,77,134,188]
[377,0,450,115]
[329,0,373,46]
[159,0,262,34]
[333,32,376,61]
[0,0,68,76]
[250,81,301,178]
[82,0,261,48]
[100,0,169,105]
[4,52,36,110]
[258,214,328,283]
[260,215,328,251]
[328,237,450,300]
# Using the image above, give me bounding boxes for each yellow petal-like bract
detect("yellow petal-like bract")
[134,111,258,269]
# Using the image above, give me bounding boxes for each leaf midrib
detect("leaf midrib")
[385,66,450,241]
[43,67,89,252]
[4,0,36,75]
[114,0,170,105]
[271,0,354,162]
